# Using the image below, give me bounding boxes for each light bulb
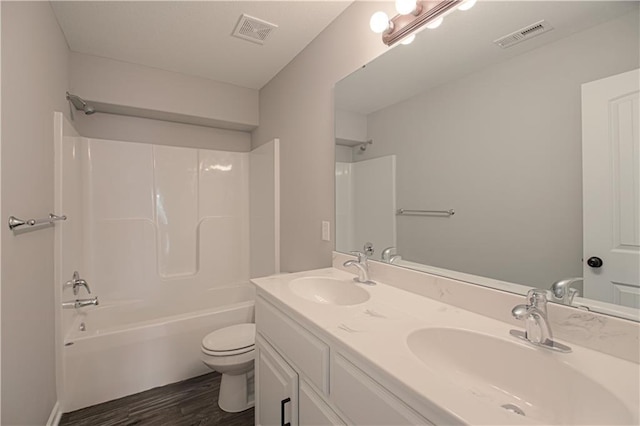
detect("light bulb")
[400,34,416,45]
[458,0,477,11]
[370,11,390,34]
[395,0,417,15]
[426,17,443,29]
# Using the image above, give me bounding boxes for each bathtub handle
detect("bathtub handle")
[280,397,291,426]
[64,271,92,296]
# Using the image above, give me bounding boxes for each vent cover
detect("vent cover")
[494,20,553,49]
[232,14,278,45]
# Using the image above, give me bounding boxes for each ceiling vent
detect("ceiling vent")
[493,20,553,49]
[232,14,278,45]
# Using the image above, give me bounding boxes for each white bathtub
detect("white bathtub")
[62,284,255,412]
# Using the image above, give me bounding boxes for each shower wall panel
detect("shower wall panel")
[78,138,249,302]
[335,161,353,254]
[153,146,199,278]
[198,149,249,287]
[335,155,397,257]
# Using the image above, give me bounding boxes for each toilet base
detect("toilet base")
[218,371,255,413]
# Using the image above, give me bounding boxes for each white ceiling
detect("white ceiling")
[51,1,352,90]
[336,1,639,114]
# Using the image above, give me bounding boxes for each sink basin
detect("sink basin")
[407,328,633,424]
[289,277,370,306]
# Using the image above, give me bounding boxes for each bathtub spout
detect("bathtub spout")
[62,297,99,309]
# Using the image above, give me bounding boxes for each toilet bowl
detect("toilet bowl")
[201,323,256,413]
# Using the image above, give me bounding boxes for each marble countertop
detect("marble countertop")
[252,267,640,425]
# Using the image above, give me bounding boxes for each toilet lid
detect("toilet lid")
[202,323,255,354]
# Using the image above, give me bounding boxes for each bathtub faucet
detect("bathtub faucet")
[62,296,99,309]
[64,271,91,295]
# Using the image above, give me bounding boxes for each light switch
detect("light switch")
[322,221,330,241]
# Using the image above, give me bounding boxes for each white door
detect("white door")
[255,335,298,426]
[582,69,640,308]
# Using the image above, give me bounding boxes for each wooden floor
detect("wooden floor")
[59,373,255,426]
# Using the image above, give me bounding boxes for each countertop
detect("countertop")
[252,267,640,425]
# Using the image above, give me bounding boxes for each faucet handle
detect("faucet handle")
[551,277,582,304]
[63,271,91,295]
[350,243,375,262]
[76,279,91,294]
[381,246,396,262]
[526,288,549,308]
[63,271,79,289]
[350,251,366,263]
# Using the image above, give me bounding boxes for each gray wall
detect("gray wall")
[69,52,253,151]
[335,145,353,163]
[1,2,70,424]
[69,52,259,130]
[252,2,387,272]
[361,12,639,287]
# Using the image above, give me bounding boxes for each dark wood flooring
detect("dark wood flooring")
[59,373,255,426]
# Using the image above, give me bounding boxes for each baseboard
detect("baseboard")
[46,401,63,426]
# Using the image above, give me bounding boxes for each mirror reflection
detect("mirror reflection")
[335,1,639,321]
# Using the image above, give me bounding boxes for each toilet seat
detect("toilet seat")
[201,346,254,357]
[201,323,255,357]
[201,346,255,367]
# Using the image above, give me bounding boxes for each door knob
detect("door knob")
[587,256,603,268]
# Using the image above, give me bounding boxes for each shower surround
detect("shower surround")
[54,114,261,411]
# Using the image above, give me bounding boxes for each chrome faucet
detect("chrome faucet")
[381,247,402,264]
[551,277,582,305]
[388,254,401,264]
[343,251,375,285]
[381,246,396,262]
[512,289,553,343]
[64,271,91,296]
[62,296,99,309]
[510,289,571,353]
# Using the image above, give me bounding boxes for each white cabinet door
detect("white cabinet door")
[256,297,330,394]
[331,353,432,425]
[582,69,640,308]
[299,380,345,426]
[256,334,298,426]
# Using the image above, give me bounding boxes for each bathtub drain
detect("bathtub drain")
[79,322,86,332]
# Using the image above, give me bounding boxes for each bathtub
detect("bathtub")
[62,284,255,412]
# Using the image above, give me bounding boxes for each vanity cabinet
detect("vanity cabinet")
[256,295,330,394]
[256,334,298,426]
[299,380,345,425]
[330,353,432,425]
[255,295,433,426]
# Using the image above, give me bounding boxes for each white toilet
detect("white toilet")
[201,323,256,413]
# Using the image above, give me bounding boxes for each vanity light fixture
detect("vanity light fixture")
[370,11,393,34]
[371,0,477,46]
[457,0,477,11]
[395,0,419,15]
[425,17,444,29]
[400,34,416,45]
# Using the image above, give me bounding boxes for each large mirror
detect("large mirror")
[335,1,640,321]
